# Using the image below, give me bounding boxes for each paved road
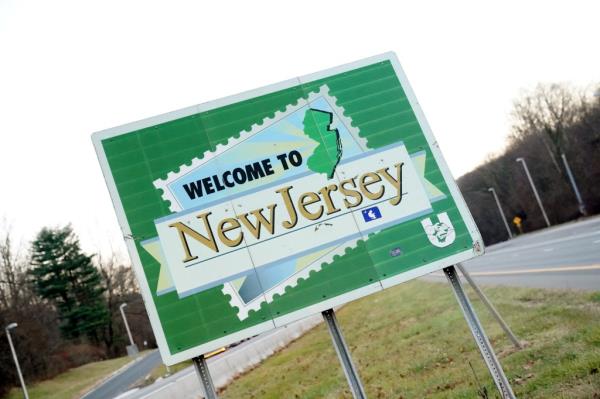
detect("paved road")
[81,350,162,399]
[427,216,600,290]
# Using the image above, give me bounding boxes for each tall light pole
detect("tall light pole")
[560,153,587,216]
[119,303,138,355]
[488,188,513,239]
[5,323,29,399]
[516,157,551,227]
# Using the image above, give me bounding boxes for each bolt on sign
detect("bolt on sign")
[93,52,484,365]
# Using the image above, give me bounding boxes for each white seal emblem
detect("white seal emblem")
[421,212,456,248]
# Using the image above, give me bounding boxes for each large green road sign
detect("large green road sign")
[93,52,483,365]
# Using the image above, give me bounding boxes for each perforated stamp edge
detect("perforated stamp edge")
[152,84,367,212]
[222,238,361,320]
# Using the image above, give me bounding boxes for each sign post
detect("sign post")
[322,309,367,399]
[93,52,515,397]
[444,266,516,399]
[456,264,522,349]
[192,355,218,399]
[512,216,523,234]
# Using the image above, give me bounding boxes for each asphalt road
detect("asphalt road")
[427,216,600,290]
[81,350,162,399]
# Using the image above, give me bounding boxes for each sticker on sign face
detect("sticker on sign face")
[421,212,456,248]
[361,206,382,222]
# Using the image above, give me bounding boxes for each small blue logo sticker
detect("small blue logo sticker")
[390,247,403,257]
[361,206,382,222]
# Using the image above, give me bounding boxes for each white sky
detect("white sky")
[1,1,598,258]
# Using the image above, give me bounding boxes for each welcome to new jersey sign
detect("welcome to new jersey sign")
[93,52,484,365]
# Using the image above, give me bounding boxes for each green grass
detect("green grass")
[3,354,135,399]
[220,280,600,398]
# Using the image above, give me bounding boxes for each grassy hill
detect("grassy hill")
[220,280,600,398]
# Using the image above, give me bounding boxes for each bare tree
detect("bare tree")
[0,222,28,309]
[459,82,600,245]
[97,252,150,356]
[511,83,583,172]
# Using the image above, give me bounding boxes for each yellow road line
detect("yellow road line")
[430,264,600,277]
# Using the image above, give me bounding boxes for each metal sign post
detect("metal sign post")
[192,354,218,399]
[444,266,516,399]
[322,309,367,399]
[456,264,522,349]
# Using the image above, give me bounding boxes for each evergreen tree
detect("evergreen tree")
[30,225,107,342]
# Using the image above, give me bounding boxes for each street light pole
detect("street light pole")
[119,303,135,348]
[516,157,551,227]
[488,188,513,239]
[560,153,587,216]
[5,323,29,399]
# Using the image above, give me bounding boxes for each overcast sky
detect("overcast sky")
[1,1,598,258]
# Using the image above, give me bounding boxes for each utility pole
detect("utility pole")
[560,153,587,216]
[516,157,551,227]
[5,323,29,399]
[119,303,139,356]
[488,188,513,239]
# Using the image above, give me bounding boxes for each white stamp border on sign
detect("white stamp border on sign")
[152,85,367,213]
[222,238,360,320]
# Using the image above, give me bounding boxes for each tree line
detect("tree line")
[458,83,600,244]
[0,224,155,396]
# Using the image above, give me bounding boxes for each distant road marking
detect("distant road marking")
[469,264,600,276]
[429,264,600,277]
[593,239,600,244]
[542,248,554,252]
[484,230,600,258]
